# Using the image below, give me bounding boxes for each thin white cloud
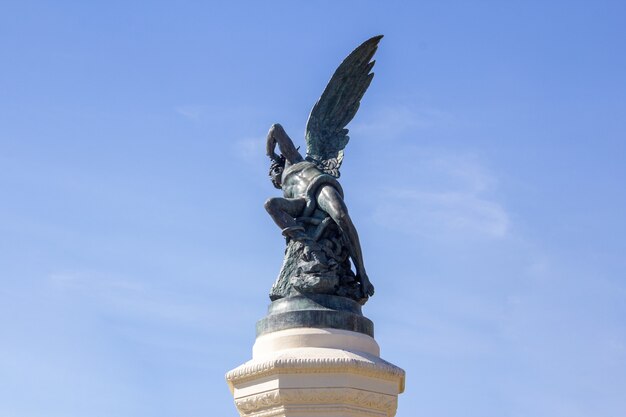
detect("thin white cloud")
[373,188,509,239]
[175,105,210,121]
[371,152,509,240]
[350,104,510,240]
[48,271,216,329]
[233,136,265,163]
[175,103,259,124]
[427,153,497,193]
[351,104,454,139]
[49,271,144,292]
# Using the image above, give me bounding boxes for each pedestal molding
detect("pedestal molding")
[236,405,386,417]
[227,356,405,390]
[235,387,397,415]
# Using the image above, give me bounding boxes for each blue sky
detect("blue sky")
[1,1,625,416]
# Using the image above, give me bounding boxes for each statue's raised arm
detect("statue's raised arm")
[264,36,382,304]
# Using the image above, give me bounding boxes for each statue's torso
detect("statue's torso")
[281,161,323,199]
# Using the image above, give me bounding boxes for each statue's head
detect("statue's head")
[269,155,286,189]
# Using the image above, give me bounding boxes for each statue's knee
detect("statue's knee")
[264,197,277,213]
[266,197,288,214]
[335,212,349,227]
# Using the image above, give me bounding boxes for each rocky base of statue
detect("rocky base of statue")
[226,295,405,417]
[270,223,367,304]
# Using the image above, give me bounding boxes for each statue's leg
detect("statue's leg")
[264,197,307,238]
[316,185,374,297]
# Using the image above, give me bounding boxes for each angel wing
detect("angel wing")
[305,35,382,178]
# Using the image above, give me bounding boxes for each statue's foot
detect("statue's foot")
[282,225,306,240]
[357,274,375,298]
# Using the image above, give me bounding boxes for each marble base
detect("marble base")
[226,327,405,417]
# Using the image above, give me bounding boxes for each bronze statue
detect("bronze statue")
[265,35,382,305]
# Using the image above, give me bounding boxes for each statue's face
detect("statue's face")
[270,164,283,189]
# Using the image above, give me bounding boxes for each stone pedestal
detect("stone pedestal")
[226,295,405,417]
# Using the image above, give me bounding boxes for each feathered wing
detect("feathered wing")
[305,35,382,177]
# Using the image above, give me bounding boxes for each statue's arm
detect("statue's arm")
[266,124,304,164]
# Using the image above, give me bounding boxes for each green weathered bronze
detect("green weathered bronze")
[256,294,374,337]
[265,35,383,306]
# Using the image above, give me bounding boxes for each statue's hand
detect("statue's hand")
[357,273,375,297]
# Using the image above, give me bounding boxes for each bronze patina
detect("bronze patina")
[265,36,382,305]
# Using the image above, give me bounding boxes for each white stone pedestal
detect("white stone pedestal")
[226,327,405,417]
